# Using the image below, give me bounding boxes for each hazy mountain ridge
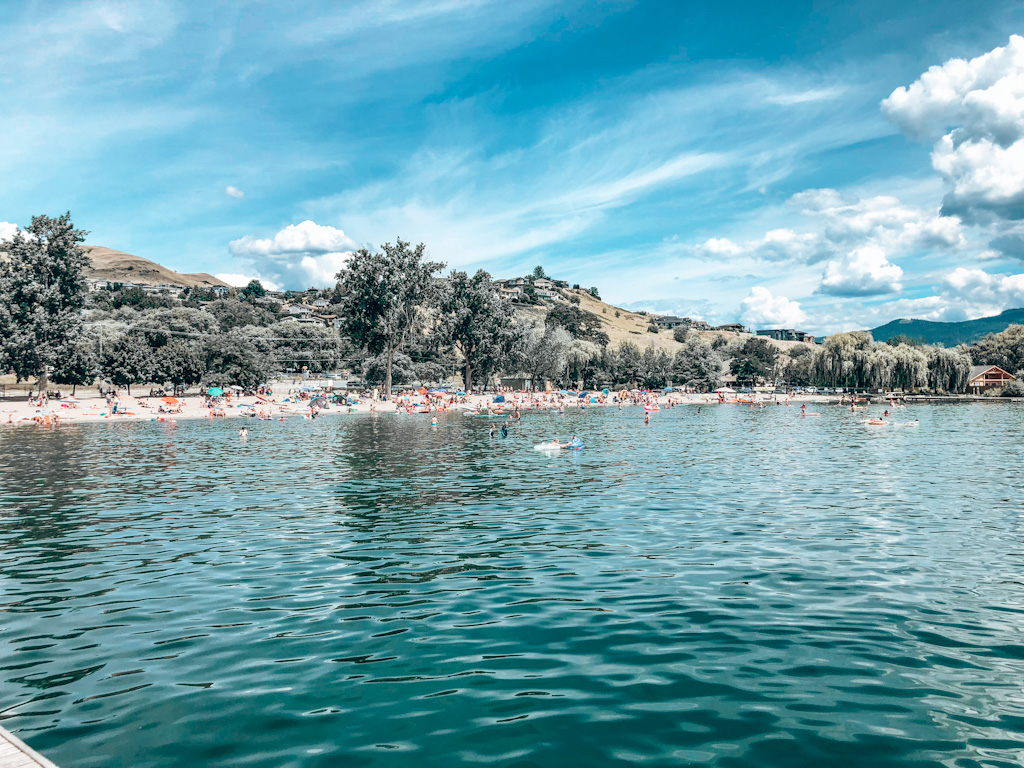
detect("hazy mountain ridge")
[869,308,1024,346]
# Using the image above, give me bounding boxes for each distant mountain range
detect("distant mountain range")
[83,246,228,289]
[869,308,1024,346]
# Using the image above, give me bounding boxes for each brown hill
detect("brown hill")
[517,287,807,353]
[83,246,229,289]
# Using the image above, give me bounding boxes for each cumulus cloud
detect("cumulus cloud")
[0,221,17,241]
[229,220,357,256]
[693,189,961,266]
[214,273,281,291]
[694,228,829,263]
[943,266,1024,313]
[883,35,1024,222]
[224,185,245,199]
[739,286,808,327]
[819,245,904,296]
[227,220,359,288]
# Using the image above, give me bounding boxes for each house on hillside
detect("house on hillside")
[653,315,685,329]
[283,303,313,316]
[536,288,562,301]
[500,285,522,300]
[311,298,329,308]
[715,323,748,333]
[534,278,555,290]
[211,285,230,296]
[968,365,1016,392]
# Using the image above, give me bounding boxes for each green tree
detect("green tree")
[334,239,444,396]
[240,279,267,302]
[51,340,98,394]
[672,326,689,343]
[673,337,722,390]
[0,213,91,389]
[100,333,153,395]
[202,330,272,390]
[783,345,816,387]
[729,337,779,385]
[544,303,609,347]
[437,270,519,391]
[589,286,600,299]
[926,345,972,393]
[151,339,206,390]
[970,325,1024,373]
[532,265,547,280]
[616,341,642,388]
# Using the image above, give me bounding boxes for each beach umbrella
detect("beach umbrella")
[493,395,506,403]
[559,389,568,394]
[161,396,179,404]
[663,387,673,392]
[714,387,735,393]
[602,389,609,395]
[578,392,588,398]
[207,387,224,396]
[310,396,328,407]
[61,396,79,402]
[301,384,316,391]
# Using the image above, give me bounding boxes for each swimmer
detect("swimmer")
[239,427,248,438]
[501,422,508,438]
[432,416,439,426]
[489,424,494,437]
[644,412,650,425]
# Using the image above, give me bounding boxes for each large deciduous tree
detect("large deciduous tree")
[437,269,518,392]
[335,239,444,396]
[0,213,91,389]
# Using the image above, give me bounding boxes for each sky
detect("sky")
[3,0,1024,333]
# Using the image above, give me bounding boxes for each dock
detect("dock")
[0,727,59,768]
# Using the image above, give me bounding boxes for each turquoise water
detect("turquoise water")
[1,404,1023,767]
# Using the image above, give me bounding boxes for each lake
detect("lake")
[1,403,1023,767]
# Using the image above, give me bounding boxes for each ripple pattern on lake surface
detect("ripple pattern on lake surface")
[1,404,1024,767]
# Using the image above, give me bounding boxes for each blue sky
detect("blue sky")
[3,0,1024,333]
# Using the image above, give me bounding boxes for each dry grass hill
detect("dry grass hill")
[83,246,229,289]
[518,287,807,353]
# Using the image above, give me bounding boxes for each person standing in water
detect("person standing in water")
[501,422,508,438]
[644,412,650,425]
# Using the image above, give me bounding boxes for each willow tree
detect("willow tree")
[0,213,91,390]
[812,331,875,388]
[927,345,972,393]
[335,239,444,396]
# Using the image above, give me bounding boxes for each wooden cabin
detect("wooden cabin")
[968,365,1016,391]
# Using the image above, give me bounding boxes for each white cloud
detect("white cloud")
[694,228,828,263]
[693,189,961,265]
[819,245,904,296]
[224,185,245,199]
[0,221,18,241]
[739,286,808,328]
[214,273,281,291]
[229,220,357,256]
[943,266,1024,313]
[227,220,358,289]
[883,35,1024,222]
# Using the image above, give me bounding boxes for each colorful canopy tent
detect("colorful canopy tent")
[207,388,224,396]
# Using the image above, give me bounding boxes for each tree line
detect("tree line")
[2,214,1022,395]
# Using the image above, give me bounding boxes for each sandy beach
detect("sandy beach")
[2,382,847,428]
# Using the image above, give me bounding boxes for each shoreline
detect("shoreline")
[3,387,1018,429]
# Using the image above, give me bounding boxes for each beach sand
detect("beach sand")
[1,383,844,428]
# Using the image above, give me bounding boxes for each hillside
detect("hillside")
[83,246,229,289]
[516,288,807,354]
[869,308,1024,346]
